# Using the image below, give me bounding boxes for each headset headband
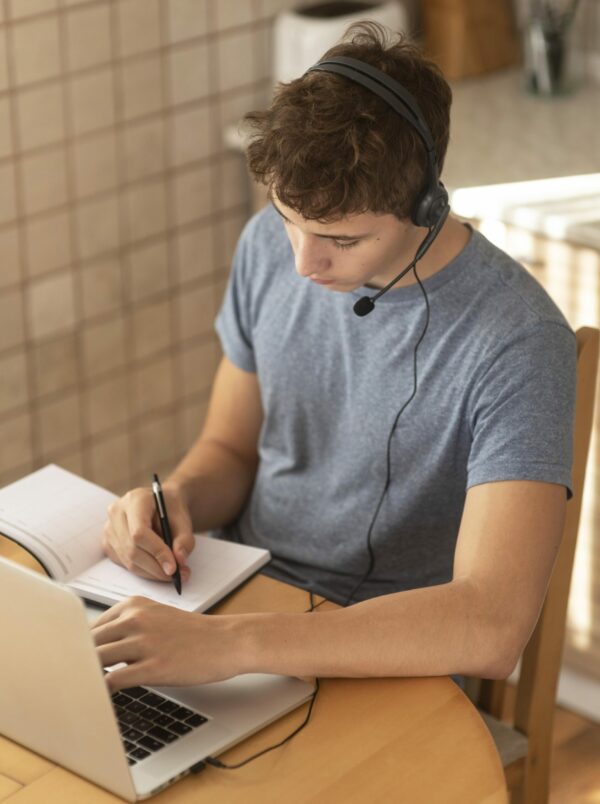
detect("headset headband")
[307,55,436,157]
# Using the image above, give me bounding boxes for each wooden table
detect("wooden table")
[0,536,508,803]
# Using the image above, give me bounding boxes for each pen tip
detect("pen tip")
[152,473,159,483]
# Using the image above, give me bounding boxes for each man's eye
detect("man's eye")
[334,240,359,250]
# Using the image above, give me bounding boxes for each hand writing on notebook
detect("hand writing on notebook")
[92,596,245,691]
[102,485,194,584]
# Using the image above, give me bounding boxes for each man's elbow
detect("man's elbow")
[475,622,528,680]
[479,652,519,681]
[461,603,526,680]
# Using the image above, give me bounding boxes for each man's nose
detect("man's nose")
[294,236,331,277]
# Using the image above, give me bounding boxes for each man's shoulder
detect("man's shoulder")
[225,202,301,328]
[239,203,290,259]
[468,231,572,334]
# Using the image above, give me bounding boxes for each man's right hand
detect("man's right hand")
[102,484,195,583]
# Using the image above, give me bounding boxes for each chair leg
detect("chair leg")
[509,753,551,804]
[510,784,525,804]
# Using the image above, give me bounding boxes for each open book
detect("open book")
[0,465,270,612]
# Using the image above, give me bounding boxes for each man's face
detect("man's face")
[271,194,421,292]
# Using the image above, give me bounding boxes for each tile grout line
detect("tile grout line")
[3,0,38,477]
[207,0,226,376]
[108,0,135,490]
[57,0,89,479]
[159,0,184,475]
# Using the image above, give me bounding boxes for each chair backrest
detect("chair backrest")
[474,326,600,772]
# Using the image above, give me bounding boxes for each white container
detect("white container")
[273,1,409,85]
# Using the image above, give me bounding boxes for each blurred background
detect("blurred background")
[1,3,600,788]
[0,0,598,493]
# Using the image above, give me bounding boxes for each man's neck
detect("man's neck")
[368,216,471,290]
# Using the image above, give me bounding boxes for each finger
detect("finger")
[129,546,176,582]
[106,500,173,581]
[132,564,173,582]
[172,525,195,567]
[123,517,177,580]
[91,617,127,646]
[105,662,151,693]
[97,639,140,669]
[113,491,176,578]
[93,593,153,627]
[106,510,165,579]
[92,599,131,630]
[103,531,160,579]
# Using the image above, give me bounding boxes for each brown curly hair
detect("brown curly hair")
[244,21,452,222]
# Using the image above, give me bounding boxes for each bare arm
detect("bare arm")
[95,480,567,689]
[165,355,263,531]
[240,480,566,680]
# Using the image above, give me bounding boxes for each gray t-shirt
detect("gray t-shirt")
[214,204,576,605]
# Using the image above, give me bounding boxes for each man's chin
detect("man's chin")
[318,281,361,293]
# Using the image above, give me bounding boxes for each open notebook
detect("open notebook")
[0,465,270,611]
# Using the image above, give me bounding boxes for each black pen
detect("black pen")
[151,473,182,595]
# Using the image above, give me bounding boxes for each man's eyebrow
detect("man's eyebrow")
[270,198,370,240]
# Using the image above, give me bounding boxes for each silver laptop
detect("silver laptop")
[0,557,315,801]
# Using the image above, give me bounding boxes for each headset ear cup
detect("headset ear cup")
[411,190,430,227]
[412,184,449,228]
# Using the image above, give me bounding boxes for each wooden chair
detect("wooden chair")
[466,326,600,804]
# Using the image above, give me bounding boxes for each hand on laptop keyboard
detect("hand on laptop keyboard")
[91,595,246,692]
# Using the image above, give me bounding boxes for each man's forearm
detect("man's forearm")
[165,437,257,532]
[234,578,514,681]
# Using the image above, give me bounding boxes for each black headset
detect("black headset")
[306,55,450,317]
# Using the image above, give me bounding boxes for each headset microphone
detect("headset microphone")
[353,204,449,317]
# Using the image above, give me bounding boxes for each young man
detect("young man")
[94,24,576,692]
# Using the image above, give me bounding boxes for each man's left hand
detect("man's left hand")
[91,596,243,692]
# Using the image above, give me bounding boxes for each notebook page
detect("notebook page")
[69,535,270,612]
[0,465,115,581]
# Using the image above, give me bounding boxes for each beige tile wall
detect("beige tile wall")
[0,0,299,494]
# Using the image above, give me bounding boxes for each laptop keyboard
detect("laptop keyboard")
[111,686,208,766]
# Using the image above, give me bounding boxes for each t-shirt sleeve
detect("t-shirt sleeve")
[467,321,576,497]
[214,223,257,373]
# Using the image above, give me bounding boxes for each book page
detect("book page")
[70,535,270,612]
[0,465,115,581]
